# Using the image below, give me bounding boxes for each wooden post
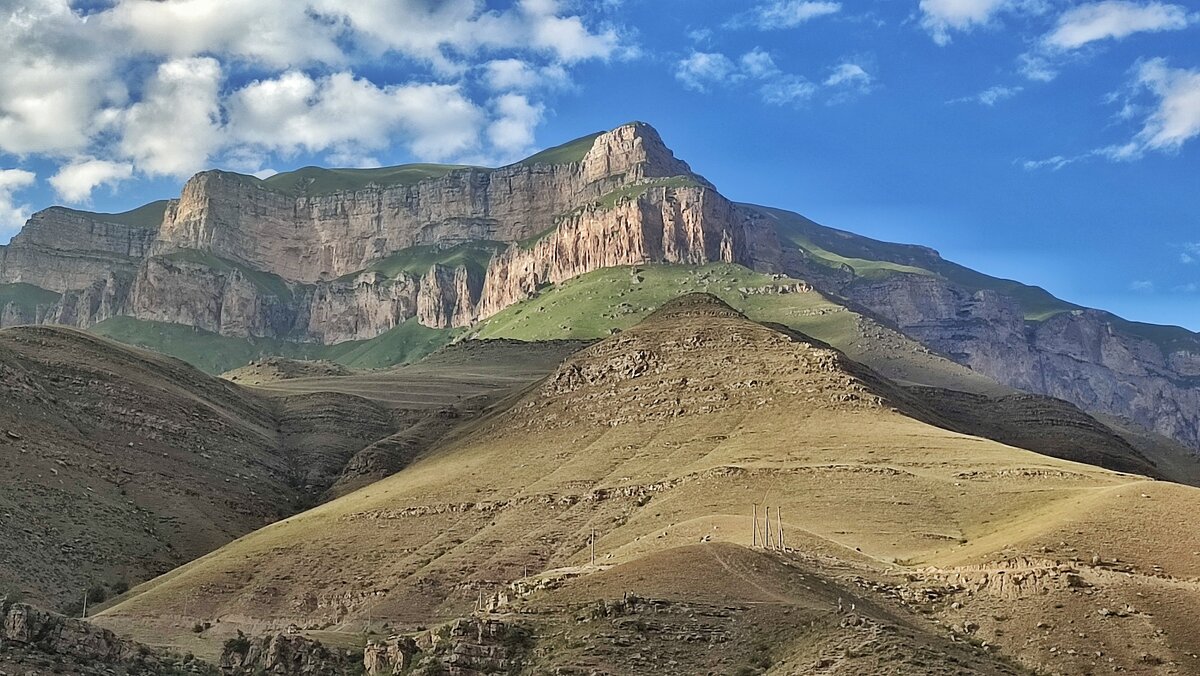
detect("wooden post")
[752,504,758,547]
[82,590,87,619]
[764,507,772,549]
[590,529,596,565]
[777,507,784,551]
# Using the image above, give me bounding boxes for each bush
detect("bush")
[86,585,108,604]
[111,580,130,595]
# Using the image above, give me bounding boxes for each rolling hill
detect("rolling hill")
[96,295,1200,674]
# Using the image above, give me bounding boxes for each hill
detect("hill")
[96,295,1200,673]
[0,326,403,611]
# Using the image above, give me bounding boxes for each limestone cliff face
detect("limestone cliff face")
[0,208,158,292]
[154,122,698,282]
[476,185,777,320]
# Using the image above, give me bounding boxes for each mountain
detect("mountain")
[1,121,1197,452]
[96,295,1200,674]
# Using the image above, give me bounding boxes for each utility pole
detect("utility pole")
[777,507,784,551]
[590,529,596,565]
[81,590,87,619]
[752,504,758,547]
[764,506,771,549]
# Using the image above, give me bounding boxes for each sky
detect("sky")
[0,0,1197,330]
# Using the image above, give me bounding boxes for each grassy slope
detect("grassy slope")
[514,131,603,166]
[91,317,456,375]
[258,164,480,196]
[475,262,1002,393]
[58,200,171,229]
[160,249,296,301]
[98,300,1200,675]
[0,283,61,314]
[358,241,506,280]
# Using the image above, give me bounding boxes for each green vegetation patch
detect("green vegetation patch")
[516,131,604,167]
[476,263,858,347]
[0,283,61,313]
[159,249,296,301]
[258,164,479,196]
[91,316,457,375]
[60,199,171,229]
[361,241,506,280]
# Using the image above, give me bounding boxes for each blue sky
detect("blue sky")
[1,1,1197,329]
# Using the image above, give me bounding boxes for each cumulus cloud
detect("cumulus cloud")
[487,94,546,157]
[1181,243,1200,264]
[675,52,740,92]
[482,59,570,92]
[0,0,628,195]
[0,169,37,237]
[49,159,134,203]
[1044,1,1195,50]
[1130,279,1155,292]
[227,72,484,162]
[919,0,1013,44]
[1102,58,1200,159]
[120,57,225,177]
[950,84,1024,105]
[734,1,842,30]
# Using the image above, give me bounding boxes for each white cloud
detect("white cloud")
[1021,154,1078,171]
[1130,279,1155,292]
[227,72,485,163]
[742,1,842,29]
[1044,1,1194,50]
[1182,243,1200,264]
[675,52,740,92]
[677,49,867,106]
[49,159,134,203]
[120,57,225,177]
[0,169,37,238]
[919,0,1054,44]
[1103,58,1200,159]
[101,0,344,68]
[482,59,570,92]
[0,0,629,197]
[951,84,1024,105]
[487,94,545,157]
[920,0,1012,44]
[824,63,872,88]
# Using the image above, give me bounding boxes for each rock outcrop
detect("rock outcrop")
[219,632,357,675]
[0,599,200,674]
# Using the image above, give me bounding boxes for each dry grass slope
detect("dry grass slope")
[98,295,1200,673]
